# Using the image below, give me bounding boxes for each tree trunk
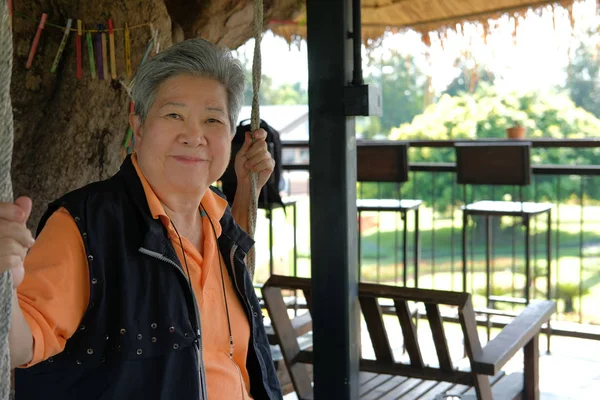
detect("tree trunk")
[10,0,302,228]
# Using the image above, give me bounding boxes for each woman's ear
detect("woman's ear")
[130,113,143,147]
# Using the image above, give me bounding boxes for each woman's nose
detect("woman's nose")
[180,123,208,146]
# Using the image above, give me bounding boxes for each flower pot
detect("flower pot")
[506,126,526,139]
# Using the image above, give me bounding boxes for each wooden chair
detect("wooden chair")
[263,275,555,400]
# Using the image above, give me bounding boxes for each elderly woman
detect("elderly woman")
[0,38,282,399]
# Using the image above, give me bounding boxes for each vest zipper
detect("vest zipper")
[229,244,271,399]
[139,247,208,400]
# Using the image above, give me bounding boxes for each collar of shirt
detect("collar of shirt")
[131,153,227,238]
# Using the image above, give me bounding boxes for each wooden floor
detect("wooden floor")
[281,316,600,400]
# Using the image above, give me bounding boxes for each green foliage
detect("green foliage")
[444,60,496,97]
[238,54,307,106]
[243,74,308,105]
[364,50,427,133]
[565,37,600,119]
[357,85,600,210]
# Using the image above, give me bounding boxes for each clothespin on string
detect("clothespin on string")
[26,13,48,69]
[7,0,12,27]
[124,23,132,78]
[86,25,97,79]
[121,101,135,158]
[50,18,72,73]
[108,20,117,80]
[100,24,109,80]
[76,20,83,78]
[95,24,104,79]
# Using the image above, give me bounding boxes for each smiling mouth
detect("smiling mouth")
[172,155,208,164]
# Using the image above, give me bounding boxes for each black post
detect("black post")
[307,0,360,398]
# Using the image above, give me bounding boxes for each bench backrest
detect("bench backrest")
[262,275,485,399]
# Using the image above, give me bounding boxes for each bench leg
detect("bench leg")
[414,207,420,288]
[524,334,540,400]
[462,211,468,293]
[546,210,552,354]
[485,216,492,343]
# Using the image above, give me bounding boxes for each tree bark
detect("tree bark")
[10,0,302,228]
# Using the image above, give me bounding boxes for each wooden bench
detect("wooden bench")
[262,275,555,400]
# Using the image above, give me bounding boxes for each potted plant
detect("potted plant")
[506,121,526,139]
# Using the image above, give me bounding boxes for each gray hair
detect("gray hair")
[131,38,245,134]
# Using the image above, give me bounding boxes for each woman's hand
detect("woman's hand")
[0,196,35,289]
[234,128,275,192]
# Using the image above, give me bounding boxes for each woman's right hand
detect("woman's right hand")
[0,196,35,288]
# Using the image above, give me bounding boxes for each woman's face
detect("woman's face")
[131,74,232,196]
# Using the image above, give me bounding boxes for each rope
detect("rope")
[0,0,14,397]
[247,0,263,279]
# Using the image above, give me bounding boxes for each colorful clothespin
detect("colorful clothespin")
[96,24,104,80]
[108,20,117,80]
[122,101,135,156]
[76,20,83,78]
[100,24,109,80]
[7,0,12,27]
[86,26,97,79]
[26,13,48,69]
[50,18,72,73]
[124,23,132,78]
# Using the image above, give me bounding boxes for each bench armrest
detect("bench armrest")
[472,300,556,376]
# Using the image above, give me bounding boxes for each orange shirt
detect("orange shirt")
[17,154,253,400]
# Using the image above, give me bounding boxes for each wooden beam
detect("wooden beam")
[394,300,424,369]
[524,335,540,400]
[360,297,394,363]
[459,297,493,400]
[264,275,469,306]
[306,0,360,397]
[262,286,313,399]
[425,303,453,372]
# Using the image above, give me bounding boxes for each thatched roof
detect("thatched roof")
[268,0,585,44]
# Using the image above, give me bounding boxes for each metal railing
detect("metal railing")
[260,139,600,340]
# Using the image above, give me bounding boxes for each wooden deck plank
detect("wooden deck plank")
[360,374,396,397]
[282,330,600,400]
[360,371,381,385]
[415,382,457,400]
[361,376,409,400]
[443,384,471,396]
[375,378,425,400]
[399,380,440,400]
[460,373,523,400]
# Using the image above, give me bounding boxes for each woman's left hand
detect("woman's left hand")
[234,128,275,191]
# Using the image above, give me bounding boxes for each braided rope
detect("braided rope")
[0,0,14,397]
[247,0,263,279]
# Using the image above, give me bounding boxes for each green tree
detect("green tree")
[444,59,496,97]
[565,40,600,119]
[377,85,600,211]
[364,50,427,134]
[239,55,307,105]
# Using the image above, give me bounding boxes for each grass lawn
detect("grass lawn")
[251,196,600,324]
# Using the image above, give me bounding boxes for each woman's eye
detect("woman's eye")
[167,113,181,120]
[207,118,222,124]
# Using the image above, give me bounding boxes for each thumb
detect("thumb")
[237,132,253,156]
[14,196,33,224]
